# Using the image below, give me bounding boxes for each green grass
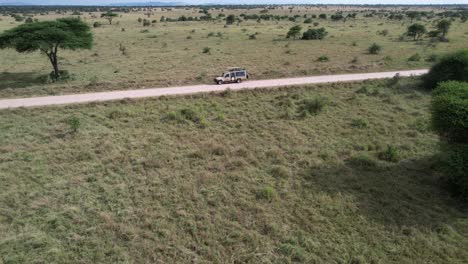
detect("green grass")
[0,6,468,98]
[1,79,467,263]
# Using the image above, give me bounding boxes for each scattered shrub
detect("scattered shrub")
[286,25,302,39]
[368,43,382,54]
[256,186,275,201]
[424,49,468,89]
[202,47,211,54]
[350,118,368,128]
[93,21,102,28]
[408,53,421,61]
[316,55,329,62]
[297,97,328,116]
[67,116,81,132]
[302,27,328,40]
[378,145,400,162]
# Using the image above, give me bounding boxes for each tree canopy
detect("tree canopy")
[101,11,118,24]
[436,19,451,37]
[406,23,427,40]
[0,17,93,79]
[286,25,302,39]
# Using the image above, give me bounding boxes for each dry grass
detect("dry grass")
[1,78,467,263]
[0,6,467,98]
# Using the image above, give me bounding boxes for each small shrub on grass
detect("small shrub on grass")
[256,186,275,201]
[93,22,102,28]
[424,49,468,89]
[350,118,368,129]
[408,53,421,61]
[368,43,382,54]
[249,34,256,40]
[317,55,329,62]
[378,145,400,162]
[202,47,211,54]
[297,97,328,116]
[67,116,80,133]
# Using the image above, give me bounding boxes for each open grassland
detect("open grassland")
[0,6,467,98]
[1,79,467,263]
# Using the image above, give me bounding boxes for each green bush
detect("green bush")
[302,27,328,40]
[350,118,368,128]
[440,144,468,197]
[408,53,421,61]
[66,116,81,132]
[317,55,329,62]
[297,97,328,116]
[378,145,400,162]
[368,43,382,54]
[424,49,468,89]
[431,81,468,144]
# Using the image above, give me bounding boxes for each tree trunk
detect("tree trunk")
[46,46,60,80]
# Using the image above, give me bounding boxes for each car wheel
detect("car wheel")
[217,80,223,85]
[236,79,241,83]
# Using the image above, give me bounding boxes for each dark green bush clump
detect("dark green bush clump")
[297,97,328,116]
[431,81,468,144]
[432,81,468,198]
[440,145,468,197]
[302,27,328,40]
[378,145,400,162]
[424,49,468,89]
[368,43,382,54]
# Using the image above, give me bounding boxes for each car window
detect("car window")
[236,71,246,77]
[223,73,229,78]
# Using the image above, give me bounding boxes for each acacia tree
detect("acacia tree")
[407,23,427,40]
[0,18,93,80]
[101,11,118,25]
[286,25,302,39]
[436,19,451,37]
[226,14,235,25]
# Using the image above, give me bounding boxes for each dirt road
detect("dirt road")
[0,69,428,110]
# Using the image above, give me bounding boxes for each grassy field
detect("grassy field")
[1,78,468,263]
[0,6,467,98]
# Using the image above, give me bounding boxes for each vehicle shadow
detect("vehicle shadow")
[0,72,45,90]
[301,156,466,229]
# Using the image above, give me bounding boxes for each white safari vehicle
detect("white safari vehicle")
[214,67,249,84]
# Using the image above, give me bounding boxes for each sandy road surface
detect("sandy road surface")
[0,69,428,110]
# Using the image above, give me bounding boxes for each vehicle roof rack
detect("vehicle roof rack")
[226,67,244,71]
